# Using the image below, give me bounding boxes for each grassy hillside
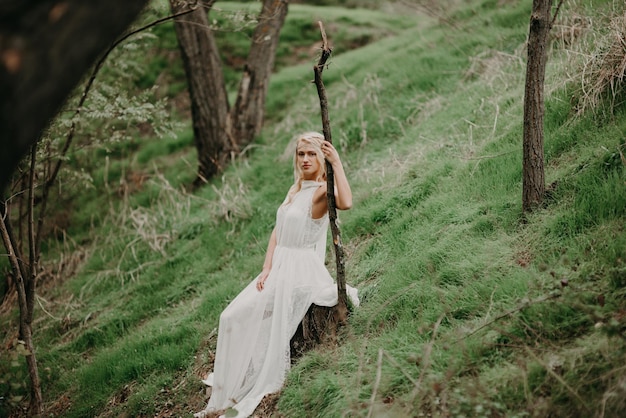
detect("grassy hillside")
[2,0,626,417]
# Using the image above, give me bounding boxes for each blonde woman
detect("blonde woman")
[195,132,359,418]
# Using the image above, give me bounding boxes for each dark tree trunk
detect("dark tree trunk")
[171,0,288,185]
[170,0,233,185]
[522,0,552,212]
[0,0,150,195]
[230,0,289,147]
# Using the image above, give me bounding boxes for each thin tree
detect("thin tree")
[169,0,288,185]
[169,0,230,186]
[522,0,564,212]
[0,147,43,415]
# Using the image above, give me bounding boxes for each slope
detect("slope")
[1,0,625,417]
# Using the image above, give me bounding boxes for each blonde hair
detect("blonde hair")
[284,132,327,205]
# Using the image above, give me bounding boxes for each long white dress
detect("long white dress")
[194,180,359,418]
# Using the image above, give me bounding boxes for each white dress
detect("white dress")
[194,180,359,418]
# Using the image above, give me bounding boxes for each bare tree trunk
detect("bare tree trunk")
[171,0,287,185]
[170,0,233,185]
[0,224,43,416]
[26,146,38,331]
[1,152,43,415]
[522,0,552,212]
[230,0,289,147]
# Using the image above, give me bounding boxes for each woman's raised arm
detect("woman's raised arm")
[322,141,352,210]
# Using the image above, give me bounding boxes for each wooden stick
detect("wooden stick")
[313,21,348,320]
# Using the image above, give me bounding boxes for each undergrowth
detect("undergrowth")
[1,0,625,417]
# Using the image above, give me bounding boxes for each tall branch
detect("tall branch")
[550,0,565,28]
[313,21,348,320]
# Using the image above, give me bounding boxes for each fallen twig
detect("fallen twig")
[456,292,562,343]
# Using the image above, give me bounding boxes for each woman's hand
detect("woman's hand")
[257,229,276,292]
[321,141,340,165]
[256,268,270,291]
[320,140,352,210]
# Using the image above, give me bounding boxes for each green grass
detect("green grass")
[142,1,416,94]
[2,0,626,417]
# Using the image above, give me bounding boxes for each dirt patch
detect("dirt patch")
[253,391,282,417]
[46,394,72,418]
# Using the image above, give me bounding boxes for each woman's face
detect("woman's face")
[297,143,321,180]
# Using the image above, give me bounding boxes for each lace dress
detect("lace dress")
[194,180,359,418]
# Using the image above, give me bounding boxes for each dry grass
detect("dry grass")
[80,174,192,287]
[208,174,252,224]
[575,9,626,115]
[78,169,252,291]
[551,11,591,49]
[464,48,525,89]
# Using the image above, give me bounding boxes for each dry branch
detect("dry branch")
[289,21,349,355]
[457,291,562,342]
[313,21,349,320]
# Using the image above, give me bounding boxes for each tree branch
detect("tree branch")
[550,0,565,29]
[456,292,561,343]
[313,21,348,319]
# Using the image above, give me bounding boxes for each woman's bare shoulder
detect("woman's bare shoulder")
[313,182,328,201]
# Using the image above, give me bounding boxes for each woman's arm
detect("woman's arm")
[256,228,277,291]
[322,141,352,210]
